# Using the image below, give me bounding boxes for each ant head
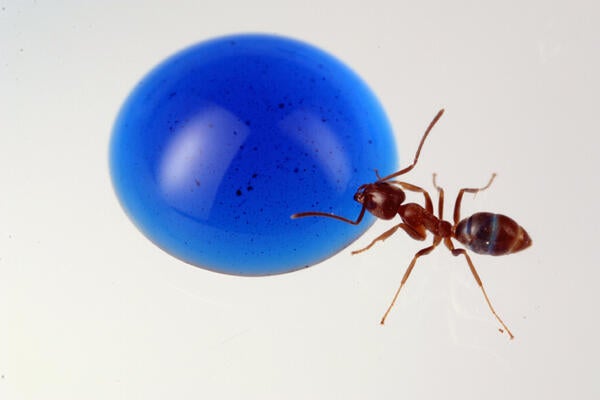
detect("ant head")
[353,182,405,220]
[353,183,370,204]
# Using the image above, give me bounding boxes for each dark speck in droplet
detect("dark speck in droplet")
[245,120,251,126]
[278,103,285,109]
[247,186,254,191]
[236,189,242,196]
[169,92,177,98]
[252,173,258,178]
[195,179,200,187]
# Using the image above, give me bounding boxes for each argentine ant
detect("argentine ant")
[291,109,532,340]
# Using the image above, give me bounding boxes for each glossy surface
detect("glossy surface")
[455,212,532,255]
[110,34,398,275]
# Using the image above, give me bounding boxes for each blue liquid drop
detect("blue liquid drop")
[110,34,398,275]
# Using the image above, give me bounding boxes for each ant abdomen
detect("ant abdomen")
[454,212,532,256]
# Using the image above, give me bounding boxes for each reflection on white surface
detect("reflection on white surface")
[158,105,249,218]
[280,109,352,192]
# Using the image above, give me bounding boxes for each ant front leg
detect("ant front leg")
[453,174,496,225]
[351,222,425,255]
[443,237,514,340]
[389,181,434,214]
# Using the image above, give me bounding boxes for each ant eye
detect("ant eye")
[110,34,398,275]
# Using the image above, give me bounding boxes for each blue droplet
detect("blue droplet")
[110,34,398,275]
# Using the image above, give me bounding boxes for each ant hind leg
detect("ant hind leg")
[453,173,497,224]
[444,238,514,340]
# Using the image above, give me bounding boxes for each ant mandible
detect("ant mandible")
[291,109,532,340]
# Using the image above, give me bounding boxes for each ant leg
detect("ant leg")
[431,173,445,219]
[380,236,442,324]
[377,109,445,182]
[453,173,497,225]
[444,238,514,340]
[386,181,434,213]
[291,204,367,225]
[352,223,425,255]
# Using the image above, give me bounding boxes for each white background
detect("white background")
[1,0,599,399]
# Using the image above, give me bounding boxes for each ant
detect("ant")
[291,109,531,340]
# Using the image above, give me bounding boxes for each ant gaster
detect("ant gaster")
[291,109,532,340]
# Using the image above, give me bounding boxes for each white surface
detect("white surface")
[1,1,599,399]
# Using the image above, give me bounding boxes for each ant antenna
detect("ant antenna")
[377,108,444,182]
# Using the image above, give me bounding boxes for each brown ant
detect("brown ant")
[291,109,531,340]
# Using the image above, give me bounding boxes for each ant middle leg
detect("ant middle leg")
[380,236,442,325]
[432,173,445,219]
[453,173,497,224]
[443,237,514,340]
